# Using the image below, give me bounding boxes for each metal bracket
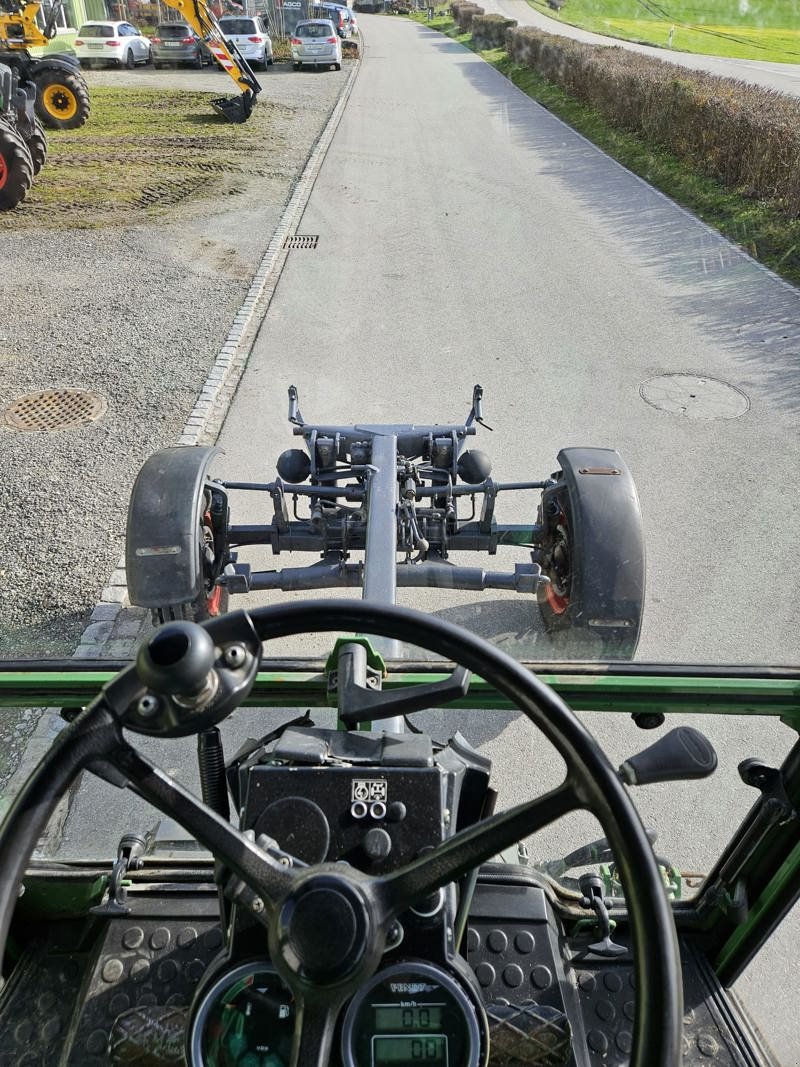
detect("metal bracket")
[739,758,797,824]
[329,641,470,727]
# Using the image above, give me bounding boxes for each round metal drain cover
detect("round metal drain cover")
[3,388,108,431]
[639,374,749,420]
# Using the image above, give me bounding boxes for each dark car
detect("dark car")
[310,2,351,37]
[150,22,211,69]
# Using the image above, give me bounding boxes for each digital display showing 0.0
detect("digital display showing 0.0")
[373,1035,447,1065]
[373,1007,443,1031]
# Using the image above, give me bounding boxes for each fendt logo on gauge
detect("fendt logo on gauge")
[351,779,388,803]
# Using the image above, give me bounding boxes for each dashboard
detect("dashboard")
[0,725,762,1067]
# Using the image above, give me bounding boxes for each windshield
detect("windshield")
[1,2,798,1058]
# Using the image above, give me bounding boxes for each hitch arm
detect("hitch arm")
[332,641,471,726]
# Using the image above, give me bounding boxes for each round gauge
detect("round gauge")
[341,961,483,1067]
[188,961,296,1066]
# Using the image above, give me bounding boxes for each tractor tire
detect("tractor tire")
[0,122,34,210]
[25,119,48,176]
[34,68,90,130]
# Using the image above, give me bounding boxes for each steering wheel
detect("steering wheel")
[0,601,682,1066]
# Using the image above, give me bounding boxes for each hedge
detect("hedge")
[503,26,800,216]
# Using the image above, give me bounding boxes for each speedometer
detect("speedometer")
[188,961,295,1066]
[341,961,485,1067]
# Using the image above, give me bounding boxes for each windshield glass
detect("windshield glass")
[1,3,798,1056]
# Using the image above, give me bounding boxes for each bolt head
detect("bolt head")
[223,643,247,669]
[137,694,160,718]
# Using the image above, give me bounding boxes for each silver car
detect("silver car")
[291,19,343,71]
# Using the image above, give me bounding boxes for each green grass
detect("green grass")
[524,0,800,63]
[413,14,800,287]
[1,85,292,229]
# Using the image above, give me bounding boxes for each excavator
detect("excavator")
[0,0,260,128]
[0,0,90,128]
[0,0,260,207]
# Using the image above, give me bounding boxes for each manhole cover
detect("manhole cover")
[639,374,749,420]
[3,389,108,431]
[284,234,319,249]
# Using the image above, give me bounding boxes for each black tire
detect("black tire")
[537,470,644,659]
[193,48,203,69]
[33,68,91,130]
[293,61,301,70]
[334,62,342,70]
[24,119,48,177]
[152,484,230,626]
[153,61,164,69]
[0,122,34,210]
[125,47,136,70]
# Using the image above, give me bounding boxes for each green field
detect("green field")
[526,0,800,62]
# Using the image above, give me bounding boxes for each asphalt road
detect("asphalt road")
[482,0,800,97]
[54,16,800,1063]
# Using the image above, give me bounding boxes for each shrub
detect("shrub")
[452,2,484,32]
[471,13,516,50]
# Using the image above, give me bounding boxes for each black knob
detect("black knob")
[136,622,216,697]
[363,828,392,861]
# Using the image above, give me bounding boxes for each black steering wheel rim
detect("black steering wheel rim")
[0,599,682,1066]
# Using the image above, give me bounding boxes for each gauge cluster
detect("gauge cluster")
[341,962,483,1067]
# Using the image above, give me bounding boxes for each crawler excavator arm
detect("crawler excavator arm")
[159,0,261,122]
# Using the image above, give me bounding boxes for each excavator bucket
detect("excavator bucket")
[210,88,255,124]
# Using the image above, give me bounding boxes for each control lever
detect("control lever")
[619,726,717,786]
[334,641,470,726]
[578,873,627,958]
[90,832,150,917]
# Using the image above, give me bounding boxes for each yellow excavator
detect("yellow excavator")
[0,0,259,125]
[0,0,90,128]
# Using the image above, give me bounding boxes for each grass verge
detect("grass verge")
[1,85,292,230]
[414,13,800,288]
[522,0,800,64]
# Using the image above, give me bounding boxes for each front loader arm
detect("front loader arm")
[160,0,261,122]
[0,2,54,49]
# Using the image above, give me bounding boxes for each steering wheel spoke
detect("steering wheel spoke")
[102,743,297,917]
[379,781,579,918]
[288,995,346,1067]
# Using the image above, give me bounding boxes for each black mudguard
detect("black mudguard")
[31,54,82,74]
[125,446,220,609]
[551,446,645,638]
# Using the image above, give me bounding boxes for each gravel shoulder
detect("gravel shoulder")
[0,62,352,782]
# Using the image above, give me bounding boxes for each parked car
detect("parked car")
[150,23,212,69]
[291,18,342,70]
[217,15,273,71]
[347,7,358,32]
[310,3,351,37]
[74,21,151,69]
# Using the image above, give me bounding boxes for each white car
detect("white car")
[291,19,342,71]
[217,16,274,72]
[74,21,151,69]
